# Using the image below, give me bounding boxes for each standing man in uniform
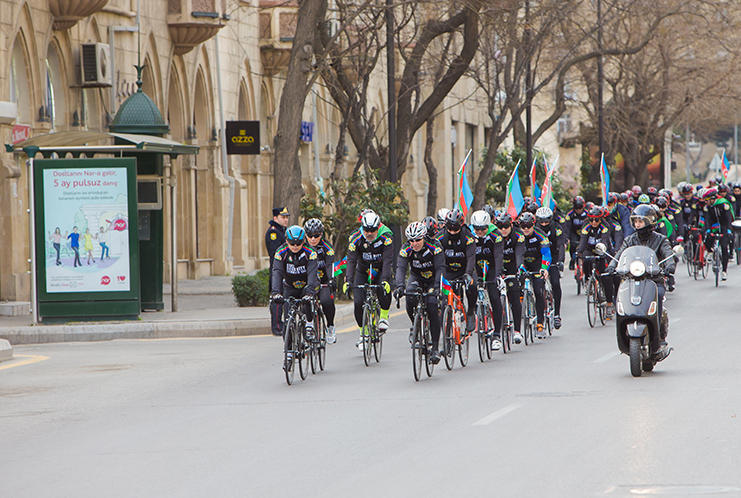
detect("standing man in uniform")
[266,206,290,335]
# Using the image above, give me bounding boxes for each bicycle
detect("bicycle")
[396,287,435,381]
[309,284,331,373]
[543,276,555,336]
[353,284,384,366]
[474,280,497,362]
[582,255,607,328]
[275,296,311,385]
[519,269,538,345]
[574,256,584,295]
[688,227,707,280]
[440,279,470,369]
[707,233,722,287]
[498,275,519,353]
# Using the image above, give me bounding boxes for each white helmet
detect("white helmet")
[470,210,491,229]
[361,211,381,231]
[535,206,553,223]
[436,208,451,223]
[405,221,427,240]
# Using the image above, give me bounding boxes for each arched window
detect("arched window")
[45,44,67,129]
[9,36,32,124]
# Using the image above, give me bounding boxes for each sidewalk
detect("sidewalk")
[0,277,355,345]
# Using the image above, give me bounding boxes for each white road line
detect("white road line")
[593,351,619,363]
[473,403,522,426]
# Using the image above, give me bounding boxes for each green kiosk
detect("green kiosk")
[10,73,198,321]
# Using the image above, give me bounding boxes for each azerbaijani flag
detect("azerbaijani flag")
[504,159,525,218]
[333,257,347,277]
[458,149,474,217]
[532,181,542,206]
[368,265,378,283]
[541,162,555,210]
[441,276,453,296]
[482,261,489,281]
[721,150,731,181]
[529,158,537,189]
[599,153,610,207]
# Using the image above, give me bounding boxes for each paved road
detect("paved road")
[2,263,741,497]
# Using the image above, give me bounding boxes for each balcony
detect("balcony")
[168,0,226,55]
[49,0,109,30]
[259,0,297,76]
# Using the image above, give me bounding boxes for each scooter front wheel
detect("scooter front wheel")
[629,337,642,377]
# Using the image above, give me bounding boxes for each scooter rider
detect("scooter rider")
[394,221,444,364]
[471,210,505,350]
[536,206,565,329]
[607,204,675,353]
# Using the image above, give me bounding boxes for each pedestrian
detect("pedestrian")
[50,227,62,265]
[66,226,82,268]
[83,227,95,264]
[266,206,289,336]
[99,226,110,260]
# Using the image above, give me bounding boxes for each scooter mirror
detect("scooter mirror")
[672,244,685,257]
[594,242,607,256]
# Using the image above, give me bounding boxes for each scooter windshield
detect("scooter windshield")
[616,245,663,275]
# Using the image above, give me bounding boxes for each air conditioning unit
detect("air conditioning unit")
[80,43,112,87]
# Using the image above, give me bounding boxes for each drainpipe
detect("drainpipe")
[214,31,235,265]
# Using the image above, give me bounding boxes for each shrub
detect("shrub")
[232,269,270,307]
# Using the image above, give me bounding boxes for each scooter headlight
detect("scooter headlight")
[616,302,624,315]
[648,301,657,315]
[629,261,646,277]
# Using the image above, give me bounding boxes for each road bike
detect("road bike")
[583,255,607,328]
[396,287,436,381]
[309,284,331,373]
[688,227,707,280]
[543,275,555,336]
[520,269,538,344]
[708,233,722,287]
[474,280,497,362]
[499,275,519,353]
[354,284,384,366]
[275,296,311,385]
[574,256,584,295]
[440,279,470,369]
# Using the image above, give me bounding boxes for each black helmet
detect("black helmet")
[718,183,730,194]
[647,186,658,197]
[303,218,324,237]
[658,188,672,199]
[618,192,629,202]
[524,202,539,214]
[519,212,536,228]
[495,213,513,229]
[587,206,603,219]
[573,196,585,209]
[654,196,669,209]
[680,183,693,194]
[445,209,464,230]
[630,204,657,228]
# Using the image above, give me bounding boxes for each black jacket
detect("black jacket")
[607,231,676,275]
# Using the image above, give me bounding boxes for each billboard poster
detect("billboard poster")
[42,167,131,293]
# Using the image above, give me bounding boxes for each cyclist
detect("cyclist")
[437,208,451,226]
[519,211,551,338]
[608,192,633,236]
[438,209,477,332]
[678,183,700,239]
[654,197,678,244]
[304,218,337,344]
[536,207,565,329]
[394,221,444,364]
[603,205,624,256]
[578,206,615,313]
[699,187,733,280]
[607,204,675,355]
[565,196,588,269]
[344,211,394,342]
[646,186,658,202]
[619,192,630,207]
[471,210,505,350]
[483,204,497,222]
[270,225,319,344]
[422,216,440,241]
[347,208,392,243]
[732,183,741,216]
[629,185,643,207]
[496,213,525,344]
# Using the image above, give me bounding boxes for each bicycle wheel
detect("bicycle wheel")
[477,304,488,363]
[283,317,296,385]
[525,292,536,345]
[411,313,423,382]
[686,240,694,277]
[317,312,327,372]
[423,316,435,377]
[373,322,383,363]
[361,307,373,367]
[714,250,720,287]
[596,281,606,326]
[586,277,596,328]
[441,306,455,370]
[459,328,470,367]
[575,272,582,295]
[545,292,554,336]
[501,296,512,354]
[298,323,310,380]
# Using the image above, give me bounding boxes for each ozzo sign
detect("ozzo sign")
[225,120,260,155]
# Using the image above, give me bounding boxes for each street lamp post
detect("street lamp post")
[525,0,533,174]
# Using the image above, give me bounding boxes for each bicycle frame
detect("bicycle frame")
[445,281,468,345]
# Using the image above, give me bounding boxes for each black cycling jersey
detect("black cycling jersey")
[270,244,319,295]
[577,223,611,257]
[538,222,565,264]
[474,231,504,281]
[346,232,394,283]
[395,240,444,288]
[438,230,476,278]
[564,209,588,241]
[501,230,525,275]
[309,239,335,283]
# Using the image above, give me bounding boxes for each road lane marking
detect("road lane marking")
[594,352,619,363]
[473,403,523,426]
[0,354,49,371]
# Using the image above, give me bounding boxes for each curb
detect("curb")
[0,339,12,362]
[0,304,355,345]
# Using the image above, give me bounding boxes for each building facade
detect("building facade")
[0,1,580,303]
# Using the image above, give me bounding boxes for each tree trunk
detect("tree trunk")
[272,0,327,223]
[423,117,438,215]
